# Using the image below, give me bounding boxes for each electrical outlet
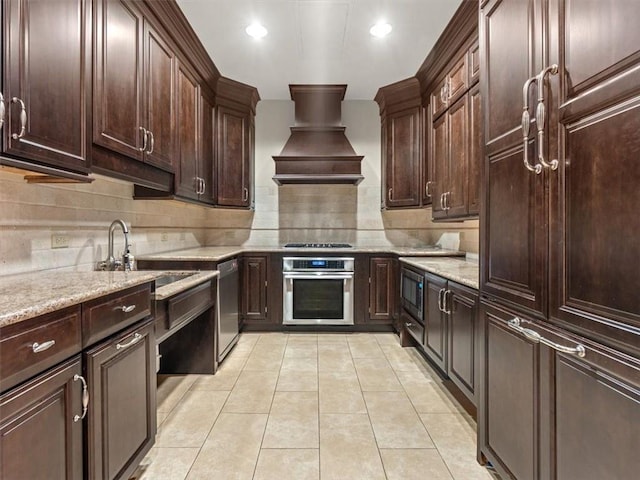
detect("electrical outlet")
[160,232,169,242]
[51,234,70,249]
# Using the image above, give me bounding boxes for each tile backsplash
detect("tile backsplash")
[0,100,478,277]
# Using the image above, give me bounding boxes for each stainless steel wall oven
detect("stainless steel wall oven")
[283,257,354,326]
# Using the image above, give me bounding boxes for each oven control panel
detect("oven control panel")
[283,257,354,272]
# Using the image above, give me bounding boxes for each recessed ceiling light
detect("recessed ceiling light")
[370,22,392,38]
[246,23,268,39]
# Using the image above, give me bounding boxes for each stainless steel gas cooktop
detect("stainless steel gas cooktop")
[284,243,353,248]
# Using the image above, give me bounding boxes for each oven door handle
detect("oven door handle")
[283,272,354,280]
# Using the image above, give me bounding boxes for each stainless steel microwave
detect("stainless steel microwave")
[400,267,424,321]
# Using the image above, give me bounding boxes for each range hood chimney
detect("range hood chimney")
[272,84,364,185]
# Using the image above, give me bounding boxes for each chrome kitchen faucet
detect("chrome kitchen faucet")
[97,219,133,271]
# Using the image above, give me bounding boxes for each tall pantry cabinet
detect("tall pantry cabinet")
[479,1,640,479]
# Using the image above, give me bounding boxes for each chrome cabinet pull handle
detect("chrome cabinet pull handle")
[405,322,413,327]
[119,304,136,313]
[198,177,203,194]
[521,78,542,174]
[116,332,142,350]
[194,177,201,194]
[32,340,56,353]
[11,97,27,140]
[536,65,559,170]
[444,192,451,211]
[147,130,155,154]
[444,290,452,314]
[387,188,392,202]
[201,179,206,195]
[507,318,586,358]
[440,193,445,210]
[243,188,249,202]
[438,288,446,312]
[138,126,148,152]
[0,92,5,130]
[425,181,432,198]
[73,374,89,422]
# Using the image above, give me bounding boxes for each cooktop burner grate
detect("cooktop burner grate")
[284,243,353,248]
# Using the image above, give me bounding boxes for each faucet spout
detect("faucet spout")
[98,219,132,271]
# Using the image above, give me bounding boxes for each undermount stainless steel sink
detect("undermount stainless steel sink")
[154,273,196,288]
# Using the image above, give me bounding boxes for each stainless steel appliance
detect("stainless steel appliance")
[217,258,240,362]
[400,267,424,321]
[283,257,354,325]
[284,243,352,248]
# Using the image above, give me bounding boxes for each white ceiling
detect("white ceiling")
[176,0,464,100]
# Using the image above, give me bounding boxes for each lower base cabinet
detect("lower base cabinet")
[0,357,84,480]
[85,319,156,480]
[422,273,479,405]
[479,300,640,480]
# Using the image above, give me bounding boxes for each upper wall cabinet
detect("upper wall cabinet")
[93,0,175,173]
[375,78,426,209]
[216,77,259,209]
[1,0,92,182]
[416,1,480,222]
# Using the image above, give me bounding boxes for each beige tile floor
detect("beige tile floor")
[130,332,497,480]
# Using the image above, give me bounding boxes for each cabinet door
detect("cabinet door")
[369,257,395,324]
[85,320,156,480]
[480,0,547,316]
[198,88,216,205]
[548,330,640,480]
[384,107,421,208]
[430,77,448,120]
[423,274,447,372]
[93,0,144,160]
[217,105,250,207]
[467,83,482,215]
[175,61,199,200]
[143,20,175,172]
[421,106,433,206]
[0,357,83,480]
[3,0,91,172]
[446,53,468,105]
[548,0,640,350]
[447,282,478,405]
[241,255,268,321]
[478,301,541,480]
[431,112,448,219]
[445,94,468,218]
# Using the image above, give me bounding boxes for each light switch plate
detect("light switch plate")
[51,234,70,249]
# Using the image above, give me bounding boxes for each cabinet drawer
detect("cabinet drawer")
[82,283,152,347]
[402,311,425,346]
[0,306,82,393]
[167,281,213,329]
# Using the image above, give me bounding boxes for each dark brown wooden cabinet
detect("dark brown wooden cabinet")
[143,18,176,172]
[447,282,478,404]
[174,60,200,200]
[216,104,252,207]
[382,107,422,208]
[85,319,156,480]
[0,357,84,480]
[1,0,91,176]
[480,1,640,476]
[216,77,259,209]
[478,301,541,480]
[368,257,395,325]
[93,0,176,173]
[241,255,268,323]
[479,300,640,480]
[375,78,427,209]
[423,273,448,372]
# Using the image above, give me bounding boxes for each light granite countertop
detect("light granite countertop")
[399,257,480,290]
[137,245,465,263]
[0,270,219,328]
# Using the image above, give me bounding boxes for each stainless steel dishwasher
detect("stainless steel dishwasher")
[217,258,240,363]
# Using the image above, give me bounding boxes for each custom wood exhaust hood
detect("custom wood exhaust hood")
[272,84,364,185]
